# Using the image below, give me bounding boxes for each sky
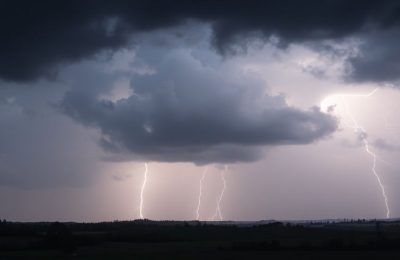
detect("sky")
[1,0,400,221]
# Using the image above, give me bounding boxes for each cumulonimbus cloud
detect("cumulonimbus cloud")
[59,50,337,164]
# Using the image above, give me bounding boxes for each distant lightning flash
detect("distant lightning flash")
[320,88,391,219]
[344,104,391,219]
[363,134,390,218]
[212,165,228,221]
[196,166,208,220]
[139,162,148,219]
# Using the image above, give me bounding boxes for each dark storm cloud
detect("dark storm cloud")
[59,50,337,164]
[347,29,400,83]
[2,0,400,83]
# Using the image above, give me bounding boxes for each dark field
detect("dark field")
[1,219,400,259]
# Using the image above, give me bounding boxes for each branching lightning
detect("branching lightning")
[139,162,148,219]
[320,88,391,218]
[196,166,208,220]
[212,165,228,221]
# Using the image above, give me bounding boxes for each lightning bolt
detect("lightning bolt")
[196,166,208,220]
[139,162,148,219]
[363,135,390,218]
[321,88,391,219]
[212,165,228,221]
[344,103,390,219]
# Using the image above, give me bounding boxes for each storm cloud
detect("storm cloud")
[2,0,400,83]
[60,49,337,164]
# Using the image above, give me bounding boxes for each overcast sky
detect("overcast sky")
[1,0,400,221]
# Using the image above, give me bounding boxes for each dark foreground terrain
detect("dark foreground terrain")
[1,219,400,259]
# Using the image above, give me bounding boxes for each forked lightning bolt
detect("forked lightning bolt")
[320,89,390,218]
[196,166,208,220]
[139,162,148,219]
[362,134,390,218]
[212,165,228,221]
[344,104,390,219]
